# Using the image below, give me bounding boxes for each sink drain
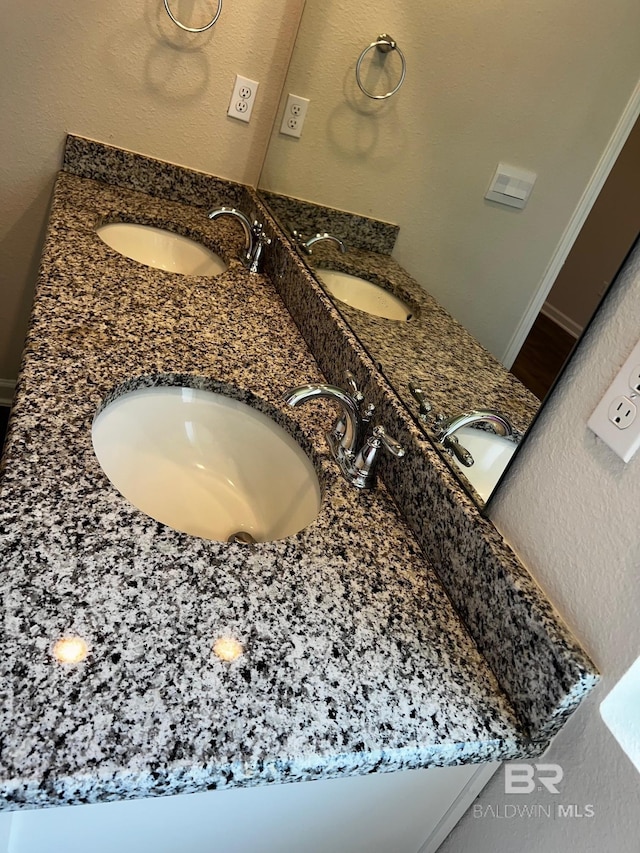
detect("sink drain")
[227,531,258,547]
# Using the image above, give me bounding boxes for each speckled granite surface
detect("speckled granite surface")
[0,166,528,810]
[63,135,251,212]
[259,191,399,255]
[259,193,541,506]
[304,243,540,435]
[254,189,598,750]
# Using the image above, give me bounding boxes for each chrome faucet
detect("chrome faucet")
[208,207,271,273]
[283,373,404,489]
[408,383,516,468]
[433,409,517,468]
[292,230,347,255]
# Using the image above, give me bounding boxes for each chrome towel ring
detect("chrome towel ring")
[163,0,222,32]
[356,33,407,100]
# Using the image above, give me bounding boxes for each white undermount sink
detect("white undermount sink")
[96,222,228,276]
[450,427,517,502]
[316,269,413,321]
[92,386,321,543]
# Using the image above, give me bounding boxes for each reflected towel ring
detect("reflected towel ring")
[163,0,222,32]
[356,33,407,100]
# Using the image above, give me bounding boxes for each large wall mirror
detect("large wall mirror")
[257,0,640,505]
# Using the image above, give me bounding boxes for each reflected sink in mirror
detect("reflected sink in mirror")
[92,386,321,542]
[96,222,228,276]
[316,268,414,321]
[449,427,518,503]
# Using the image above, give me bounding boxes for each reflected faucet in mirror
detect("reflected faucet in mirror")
[409,379,518,467]
[292,230,347,255]
[433,409,517,468]
[408,380,521,501]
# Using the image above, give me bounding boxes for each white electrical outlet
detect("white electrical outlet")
[227,75,259,123]
[588,339,640,462]
[608,396,637,429]
[279,93,310,138]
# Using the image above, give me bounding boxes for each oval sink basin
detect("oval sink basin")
[450,427,517,502]
[316,269,412,321]
[92,386,321,542]
[96,223,228,276]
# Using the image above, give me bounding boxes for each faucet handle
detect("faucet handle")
[252,220,268,238]
[344,372,377,423]
[443,435,474,467]
[345,371,365,403]
[248,221,271,273]
[331,373,374,446]
[371,425,405,458]
[408,381,432,421]
[352,425,405,489]
[433,412,448,431]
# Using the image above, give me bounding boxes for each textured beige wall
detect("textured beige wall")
[439,241,640,851]
[0,0,303,380]
[260,0,640,361]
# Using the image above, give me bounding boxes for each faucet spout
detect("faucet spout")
[208,207,271,272]
[435,409,516,442]
[208,207,253,261]
[284,377,404,489]
[283,383,363,455]
[292,231,347,255]
[431,408,517,468]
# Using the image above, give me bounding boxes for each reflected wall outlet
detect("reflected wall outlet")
[280,93,310,138]
[228,75,259,123]
[629,365,640,395]
[588,339,640,462]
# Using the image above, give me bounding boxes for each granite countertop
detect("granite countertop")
[306,244,540,437]
[0,170,528,810]
[258,189,539,437]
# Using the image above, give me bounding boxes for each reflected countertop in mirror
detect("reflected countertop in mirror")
[303,240,540,434]
[260,189,540,502]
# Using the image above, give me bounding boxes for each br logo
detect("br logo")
[504,764,564,795]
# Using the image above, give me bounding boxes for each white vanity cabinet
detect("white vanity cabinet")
[0,763,496,853]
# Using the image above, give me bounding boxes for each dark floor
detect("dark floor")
[511,312,577,401]
[0,406,9,453]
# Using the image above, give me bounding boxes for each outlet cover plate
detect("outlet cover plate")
[280,93,310,138]
[228,75,259,123]
[588,339,640,462]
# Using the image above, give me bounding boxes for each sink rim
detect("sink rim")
[449,426,518,502]
[314,265,419,322]
[95,218,229,277]
[92,377,326,544]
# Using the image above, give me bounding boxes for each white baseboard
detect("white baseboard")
[0,812,12,853]
[417,762,501,853]
[541,303,582,339]
[0,380,16,407]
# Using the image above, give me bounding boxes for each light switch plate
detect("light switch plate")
[485,163,537,209]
